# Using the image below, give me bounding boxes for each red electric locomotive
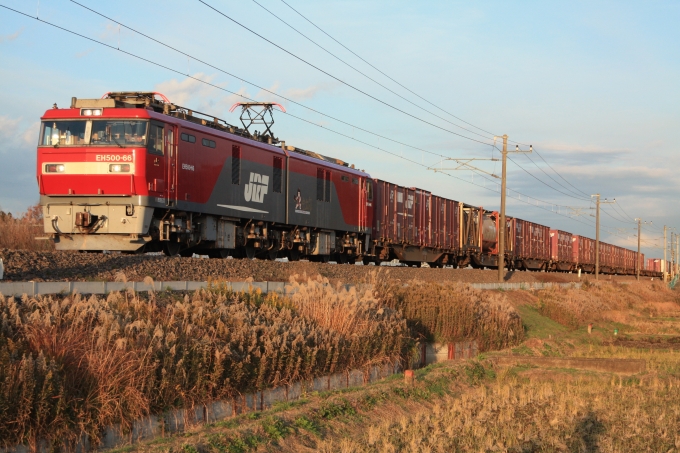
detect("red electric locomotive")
[38,92,371,261]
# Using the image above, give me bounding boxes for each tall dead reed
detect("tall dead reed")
[371,271,524,351]
[0,279,406,450]
[0,204,54,251]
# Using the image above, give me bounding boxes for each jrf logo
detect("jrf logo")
[244,172,269,203]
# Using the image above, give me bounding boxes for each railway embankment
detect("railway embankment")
[0,248,645,284]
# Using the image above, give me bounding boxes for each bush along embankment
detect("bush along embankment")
[371,272,525,351]
[0,276,408,451]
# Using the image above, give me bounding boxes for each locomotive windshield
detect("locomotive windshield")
[40,120,148,147]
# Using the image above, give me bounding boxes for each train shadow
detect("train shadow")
[569,410,605,452]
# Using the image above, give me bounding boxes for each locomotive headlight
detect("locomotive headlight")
[80,108,102,116]
[45,164,65,173]
[109,164,130,173]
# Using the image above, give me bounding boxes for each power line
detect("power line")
[1,3,602,235]
[270,1,667,236]
[531,148,592,198]
[521,152,591,200]
[274,0,627,210]
[66,2,493,172]
[2,4,659,252]
[600,206,636,225]
[249,0,495,142]
[66,0,584,213]
[277,0,499,138]
[195,0,495,146]
[505,153,592,202]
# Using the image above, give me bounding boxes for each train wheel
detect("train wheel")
[245,245,257,260]
[267,249,278,261]
[163,242,181,257]
[209,249,230,259]
[289,249,300,262]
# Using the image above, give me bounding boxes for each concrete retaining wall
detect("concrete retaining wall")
[0,280,580,297]
[0,280,288,297]
[469,282,582,290]
[493,356,646,374]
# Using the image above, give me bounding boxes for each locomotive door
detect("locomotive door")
[165,125,178,206]
[147,121,167,200]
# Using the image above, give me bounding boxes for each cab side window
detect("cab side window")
[148,124,164,155]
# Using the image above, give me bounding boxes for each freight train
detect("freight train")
[37,92,663,276]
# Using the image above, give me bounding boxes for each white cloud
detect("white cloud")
[534,140,634,156]
[282,83,334,101]
[154,73,253,118]
[75,48,94,59]
[0,27,24,44]
[22,121,40,147]
[0,115,22,140]
[99,23,120,41]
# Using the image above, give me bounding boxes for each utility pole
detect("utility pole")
[591,195,616,280]
[668,231,675,280]
[428,136,531,283]
[498,136,508,284]
[676,235,679,277]
[498,136,532,283]
[664,226,667,282]
[635,218,642,281]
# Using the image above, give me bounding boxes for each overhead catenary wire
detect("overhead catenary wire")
[195,0,495,147]
[0,4,660,252]
[504,152,592,202]
[521,152,591,200]
[73,0,619,214]
[65,0,586,212]
[0,3,601,232]
[266,0,665,235]
[277,0,499,138]
[249,0,495,142]
[67,1,497,176]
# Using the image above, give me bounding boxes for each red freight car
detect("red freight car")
[370,180,460,266]
[573,235,595,273]
[549,229,574,272]
[514,219,550,271]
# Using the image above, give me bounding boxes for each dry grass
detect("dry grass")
[372,272,524,351]
[0,204,54,251]
[0,277,407,450]
[531,280,680,333]
[311,370,680,452]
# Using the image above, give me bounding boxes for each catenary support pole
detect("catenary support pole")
[591,195,615,280]
[594,194,600,280]
[498,135,508,283]
[664,225,667,282]
[635,218,642,281]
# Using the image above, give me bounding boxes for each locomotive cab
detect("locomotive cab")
[38,99,156,251]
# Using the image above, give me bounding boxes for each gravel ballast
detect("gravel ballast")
[0,249,642,284]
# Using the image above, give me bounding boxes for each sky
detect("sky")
[0,0,678,258]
